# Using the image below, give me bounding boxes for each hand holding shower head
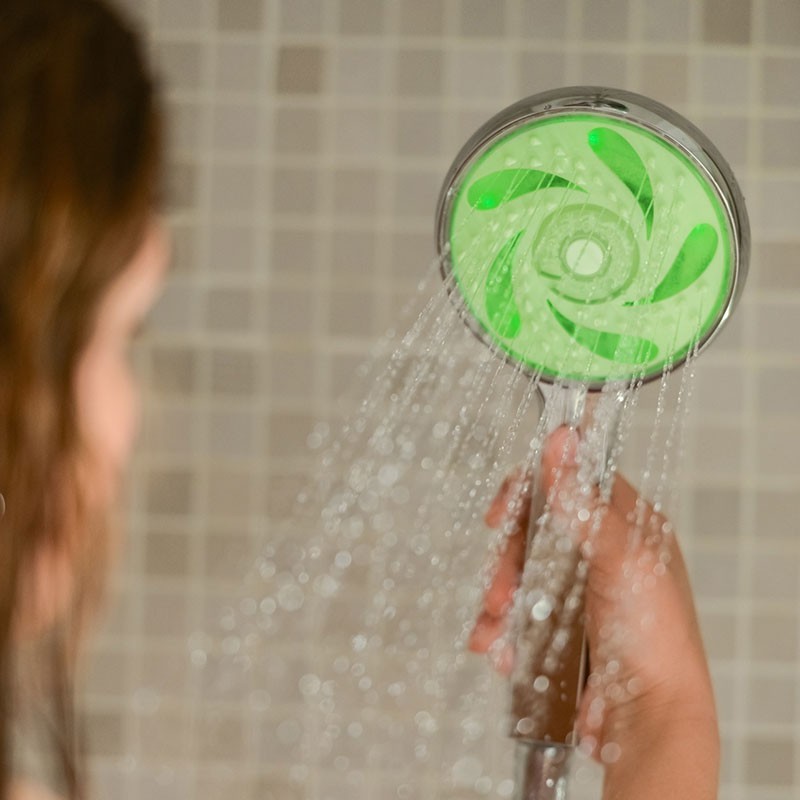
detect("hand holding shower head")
[435,87,749,798]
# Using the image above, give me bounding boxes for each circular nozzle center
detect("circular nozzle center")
[564,238,605,277]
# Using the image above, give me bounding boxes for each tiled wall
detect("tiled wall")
[82,1,800,799]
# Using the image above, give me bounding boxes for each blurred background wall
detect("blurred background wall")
[87,1,800,798]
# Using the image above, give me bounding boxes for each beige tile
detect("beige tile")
[203,531,252,580]
[334,46,386,96]
[134,707,188,760]
[327,290,377,336]
[271,227,317,276]
[519,0,568,38]
[145,531,191,577]
[754,301,800,354]
[691,550,740,598]
[395,109,443,157]
[168,222,198,274]
[276,45,324,94]
[391,168,442,221]
[749,612,798,661]
[197,709,246,760]
[690,426,743,477]
[268,348,315,399]
[212,102,260,153]
[748,675,796,725]
[744,737,795,786]
[210,348,258,396]
[755,491,798,542]
[693,364,746,417]
[762,0,800,45]
[143,590,189,637]
[266,472,307,518]
[151,346,198,395]
[156,41,205,92]
[580,0,630,40]
[165,160,198,212]
[693,114,749,169]
[146,469,193,515]
[270,167,320,215]
[699,54,752,106]
[757,366,800,416]
[275,106,321,154]
[640,54,689,106]
[278,0,325,34]
[760,117,800,169]
[267,411,315,457]
[452,48,510,99]
[267,288,315,336]
[459,0,507,36]
[157,0,212,30]
[214,41,262,93]
[86,710,124,757]
[216,0,265,31]
[210,163,257,216]
[143,404,196,456]
[703,0,752,44]
[209,224,255,274]
[208,408,258,458]
[754,241,800,290]
[761,56,800,107]
[331,352,366,397]
[518,51,568,94]
[395,49,444,97]
[757,424,800,478]
[754,177,800,235]
[332,168,379,216]
[699,610,737,659]
[389,231,433,285]
[338,0,386,34]
[693,487,741,539]
[331,230,378,280]
[166,100,203,153]
[576,52,627,88]
[86,648,128,696]
[398,0,445,35]
[643,0,690,41]
[206,467,257,516]
[752,552,800,600]
[205,287,255,333]
[333,106,384,156]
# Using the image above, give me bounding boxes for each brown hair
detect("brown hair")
[0,0,161,795]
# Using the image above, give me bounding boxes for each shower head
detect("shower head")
[435,87,750,389]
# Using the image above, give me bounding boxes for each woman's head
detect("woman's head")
[0,0,163,792]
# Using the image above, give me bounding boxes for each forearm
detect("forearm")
[602,716,720,800]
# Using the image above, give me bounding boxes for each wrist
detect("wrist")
[601,708,720,800]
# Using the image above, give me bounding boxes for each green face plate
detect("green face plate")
[446,113,734,384]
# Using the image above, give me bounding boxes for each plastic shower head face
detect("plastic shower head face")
[436,88,749,387]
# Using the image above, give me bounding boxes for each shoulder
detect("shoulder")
[8,779,63,800]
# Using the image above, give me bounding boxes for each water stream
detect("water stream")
[173,254,701,799]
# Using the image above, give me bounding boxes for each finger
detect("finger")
[485,467,529,528]
[468,611,505,653]
[539,426,580,494]
[483,541,523,617]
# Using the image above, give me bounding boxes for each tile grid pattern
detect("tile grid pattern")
[79,1,800,797]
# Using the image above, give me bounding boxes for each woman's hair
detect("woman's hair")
[0,0,161,795]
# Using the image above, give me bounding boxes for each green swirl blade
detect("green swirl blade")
[547,301,659,364]
[647,224,719,303]
[485,231,522,339]
[467,169,584,210]
[588,127,654,238]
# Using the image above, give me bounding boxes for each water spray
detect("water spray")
[435,87,749,799]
